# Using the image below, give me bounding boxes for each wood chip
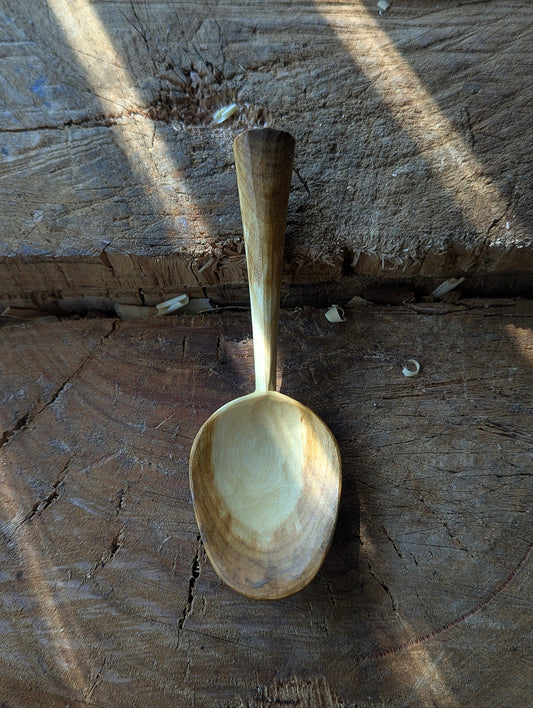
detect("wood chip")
[325,305,346,323]
[213,103,238,124]
[431,277,465,299]
[402,359,420,377]
[155,294,189,315]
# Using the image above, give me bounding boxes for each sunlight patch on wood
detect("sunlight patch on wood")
[47,0,204,236]
[505,325,533,366]
[0,458,92,694]
[316,0,512,243]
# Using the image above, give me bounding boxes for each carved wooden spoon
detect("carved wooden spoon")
[189,128,341,599]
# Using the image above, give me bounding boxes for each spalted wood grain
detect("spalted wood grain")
[0,303,532,706]
[0,0,532,307]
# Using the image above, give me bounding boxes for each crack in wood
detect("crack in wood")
[382,524,403,559]
[349,541,532,669]
[0,115,120,133]
[478,419,533,445]
[181,625,263,653]
[366,561,398,614]
[92,523,126,576]
[0,319,119,449]
[107,525,125,563]
[215,334,224,362]
[22,458,72,524]
[326,582,337,609]
[0,410,30,447]
[115,483,130,516]
[83,655,107,702]
[121,3,155,62]
[177,535,202,648]
[486,188,515,241]
[293,166,311,197]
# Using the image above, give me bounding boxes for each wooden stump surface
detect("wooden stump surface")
[0,302,532,706]
[1,0,532,307]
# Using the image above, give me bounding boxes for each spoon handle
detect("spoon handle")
[233,128,295,393]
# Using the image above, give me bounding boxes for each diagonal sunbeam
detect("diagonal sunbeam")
[316,1,515,246]
[0,456,93,694]
[47,0,203,237]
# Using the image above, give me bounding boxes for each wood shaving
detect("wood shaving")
[155,294,189,315]
[213,103,238,124]
[402,359,420,377]
[431,278,465,299]
[325,305,346,323]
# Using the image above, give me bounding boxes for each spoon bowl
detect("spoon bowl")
[189,129,342,599]
[190,390,341,598]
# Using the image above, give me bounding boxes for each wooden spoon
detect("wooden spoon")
[189,128,342,599]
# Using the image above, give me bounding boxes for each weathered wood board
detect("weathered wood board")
[1,0,532,308]
[0,303,531,706]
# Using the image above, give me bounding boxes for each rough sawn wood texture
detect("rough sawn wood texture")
[0,0,532,307]
[0,303,531,706]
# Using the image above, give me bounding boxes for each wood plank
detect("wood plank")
[0,303,531,705]
[1,0,532,307]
